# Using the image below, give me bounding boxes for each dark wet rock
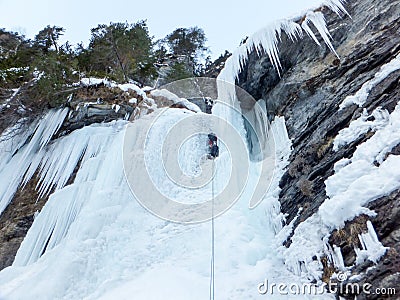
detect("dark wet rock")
[0,173,49,270]
[60,103,133,136]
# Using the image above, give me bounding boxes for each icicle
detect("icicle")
[35,122,122,198]
[332,245,346,271]
[0,118,37,172]
[322,0,350,17]
[301,18,322,46]
[218,1,348,81]
[0,107,127,215]
[38,108,69,150]
[355,221,388,265]
[0,108,69,216]
[302,11,339,57]
[13,121,127,266]
[264,117,293,241]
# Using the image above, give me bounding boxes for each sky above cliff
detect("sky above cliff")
[1,0,326,58]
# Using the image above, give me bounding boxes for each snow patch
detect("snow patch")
[0,87,20,112]
[150,89,202,113]
[339,53,400,110]
[79,77,116,87]
[333,107,389,151]
[118,83,147,99]
[79,78,149,100]
[281,101,400,281]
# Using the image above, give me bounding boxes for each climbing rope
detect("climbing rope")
[209,159,215,300]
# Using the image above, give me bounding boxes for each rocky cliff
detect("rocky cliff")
[237,0,400,298]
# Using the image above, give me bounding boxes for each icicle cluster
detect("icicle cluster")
[213,1,348,163]
[218,0,348,82]
[355,221,388,265]
[0,108,69,215]
[13,121,127,266]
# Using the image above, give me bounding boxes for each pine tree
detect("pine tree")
[165,27,207,60]
[162,27,208,77]
[34,25,65,53]
[84,21,156,84]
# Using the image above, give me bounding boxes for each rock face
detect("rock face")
[237,0,400,298]
[0,174,49,270]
